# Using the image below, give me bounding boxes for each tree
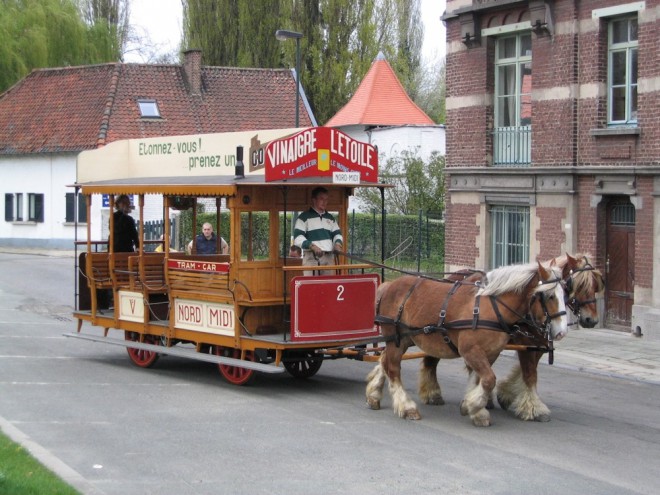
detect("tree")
[79,0,130,58]
[355,150,445,216]
[182,0,425,126]
[0,0,124,94]
[415,57,446,124]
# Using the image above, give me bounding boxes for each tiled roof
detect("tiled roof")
[325,52,434,128]
[0,60,311,154]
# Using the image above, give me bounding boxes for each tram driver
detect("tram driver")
[293,187,343,276]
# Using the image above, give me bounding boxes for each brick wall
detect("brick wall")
[445,200,480,267]
[536,207,566,261]
[635,177,654,288]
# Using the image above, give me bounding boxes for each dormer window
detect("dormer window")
[137,99,161,118]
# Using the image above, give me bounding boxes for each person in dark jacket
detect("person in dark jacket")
[112,195,139,252]
[191,222,228,254]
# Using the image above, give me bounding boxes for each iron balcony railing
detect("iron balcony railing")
[493,126,531,166]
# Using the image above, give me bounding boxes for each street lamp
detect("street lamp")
[275,29,303,127]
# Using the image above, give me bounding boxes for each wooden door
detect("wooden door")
[605,199,635,328]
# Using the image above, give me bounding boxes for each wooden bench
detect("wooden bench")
[167,255,232,302]
[84,252,113,290]
[128,253,167,293]
[81,252,134,315]
[110,252,135,289]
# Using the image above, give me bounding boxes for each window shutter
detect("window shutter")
[65,193,74,222]
[78,194,87,223]
[4,193,13,221]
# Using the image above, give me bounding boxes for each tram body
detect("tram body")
[69,127,389,384]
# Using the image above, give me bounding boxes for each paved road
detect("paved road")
[1,252,659,495]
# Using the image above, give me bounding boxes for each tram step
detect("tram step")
[62,332,285,374]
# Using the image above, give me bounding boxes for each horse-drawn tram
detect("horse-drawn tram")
[67,127,607,424]
[68,127,390,384]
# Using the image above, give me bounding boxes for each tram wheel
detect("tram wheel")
[283,351,323,379]
[125,332,160,368]
[213,346,255,386]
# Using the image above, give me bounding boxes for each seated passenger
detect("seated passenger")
[188,222,228,254]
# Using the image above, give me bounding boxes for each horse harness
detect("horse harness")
[375,276,564,357]
[564,258,599,320]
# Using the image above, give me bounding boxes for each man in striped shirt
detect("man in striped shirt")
[293,187,343,275]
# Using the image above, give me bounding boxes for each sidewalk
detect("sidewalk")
[2,247,660,386]
[548,326,660,385]
[0,246,76,258]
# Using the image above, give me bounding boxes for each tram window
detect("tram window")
[240,211,271,261]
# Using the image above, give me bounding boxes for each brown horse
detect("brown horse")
[415,253,605,422]
[495,253,605,421]
[366,262,567,426]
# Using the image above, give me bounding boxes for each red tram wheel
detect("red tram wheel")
[213,346,255,386]
[125,332,160,368]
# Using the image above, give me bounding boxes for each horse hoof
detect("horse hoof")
[366,398,381,410]
[404,409,422,420]
[471,410,491,427]
[497,395,511,411]
[486,398,494,410]
[459,400,468,416]
[425,396,445,406]
[534,414,551,423]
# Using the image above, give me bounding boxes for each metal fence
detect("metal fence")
[147,210,445,275]
[143,218,180,251]
[346,209,445,276]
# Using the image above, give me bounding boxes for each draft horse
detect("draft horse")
[414,253,605,422]
[366,262,567,426]
[496,253,605,421]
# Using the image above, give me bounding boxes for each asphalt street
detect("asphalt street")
[1,250,659,495]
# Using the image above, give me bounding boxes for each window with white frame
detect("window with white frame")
[65,193,87,223]
[608,16,638,125]
[494,33,532,166]
[491,205,529,268]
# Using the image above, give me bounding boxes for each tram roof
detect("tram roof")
[74,174,391,196]
[75,126,389,195]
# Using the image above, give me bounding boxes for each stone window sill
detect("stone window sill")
[590,127,640,137]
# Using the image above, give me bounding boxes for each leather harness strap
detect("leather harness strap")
[375,279,533,357]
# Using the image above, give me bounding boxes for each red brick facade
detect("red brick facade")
[443,0,660,332]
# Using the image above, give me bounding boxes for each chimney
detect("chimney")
[183,49,202,96]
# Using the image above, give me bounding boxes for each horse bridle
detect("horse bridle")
[528,281,567,336]
[563,258,600,319]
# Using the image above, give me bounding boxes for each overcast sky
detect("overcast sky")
[126,0,447,64]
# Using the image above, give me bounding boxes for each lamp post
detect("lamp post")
[275,29,303,127]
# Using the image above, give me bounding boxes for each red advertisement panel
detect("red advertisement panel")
[264,127,378,182]
[290,274,381,342]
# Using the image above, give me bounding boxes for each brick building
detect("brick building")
[442,0,659,336]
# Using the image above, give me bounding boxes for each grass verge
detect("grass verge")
[0,430,80,494]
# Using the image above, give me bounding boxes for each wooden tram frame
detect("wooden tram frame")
[68,127,405,384]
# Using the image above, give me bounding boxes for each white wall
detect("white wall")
[338,125,445,163]
[0,153,168,249]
